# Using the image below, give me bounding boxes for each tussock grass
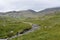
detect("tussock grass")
[12,12,60,40]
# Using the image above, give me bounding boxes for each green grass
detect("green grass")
[12,12,60,40]
[0,16,31,38]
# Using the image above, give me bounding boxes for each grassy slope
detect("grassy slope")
[12,12,60,40]
[0,16,31,38]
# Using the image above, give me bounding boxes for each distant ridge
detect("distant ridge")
[38,7,60,14]
[0,7,60,17]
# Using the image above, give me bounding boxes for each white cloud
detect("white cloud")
[0,0,60,12]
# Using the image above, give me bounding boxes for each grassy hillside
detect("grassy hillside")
[12,12,60,40]
[0,16,31,38]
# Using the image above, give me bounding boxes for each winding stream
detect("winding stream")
[0,22,40,40]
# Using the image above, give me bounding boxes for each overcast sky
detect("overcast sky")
[0,0,60,12]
